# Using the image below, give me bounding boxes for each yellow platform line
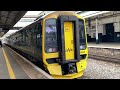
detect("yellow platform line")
[2,48,16,79]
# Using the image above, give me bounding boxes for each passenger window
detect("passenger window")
[36,22,42,49]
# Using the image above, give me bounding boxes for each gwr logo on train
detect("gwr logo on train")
[65,48,73,52]
[65,26,70,32]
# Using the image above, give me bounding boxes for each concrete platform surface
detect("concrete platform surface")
[0,46,30,79]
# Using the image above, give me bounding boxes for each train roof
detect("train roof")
[44,11,78,19]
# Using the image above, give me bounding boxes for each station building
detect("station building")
[84,11,120,43]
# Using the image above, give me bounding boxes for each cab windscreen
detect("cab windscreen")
[79,19,86,50]
[45,19,58,53]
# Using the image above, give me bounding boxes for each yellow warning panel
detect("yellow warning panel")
[64,22,74,60]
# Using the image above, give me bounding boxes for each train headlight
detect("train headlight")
[47,48,57,53]
[48,48,52,52]
[80,45,86,50]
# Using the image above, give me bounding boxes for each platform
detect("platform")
[0,45,53,79]
[0,46,30,79]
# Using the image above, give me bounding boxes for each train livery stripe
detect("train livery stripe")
[2,48,16,79]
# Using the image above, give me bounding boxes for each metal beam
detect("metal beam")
[4,11,11,25]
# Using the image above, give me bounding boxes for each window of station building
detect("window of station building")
[93,33,96,38]
[92,26,95,29]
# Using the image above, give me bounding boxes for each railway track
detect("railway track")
[88,54,120,64]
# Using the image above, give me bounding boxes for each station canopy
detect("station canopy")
[2,11,110,39]
[0,11,27,37]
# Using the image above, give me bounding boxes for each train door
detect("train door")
[56,15,80,74]
[105,23,114,42]
[64,22,75,60]
[57,15,80,64]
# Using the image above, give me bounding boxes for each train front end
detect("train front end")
[42,12,88,79]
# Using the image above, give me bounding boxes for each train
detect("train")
[6,11,88,79]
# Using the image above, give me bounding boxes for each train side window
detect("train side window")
[26,29,31,46]
[36,21,42,49]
